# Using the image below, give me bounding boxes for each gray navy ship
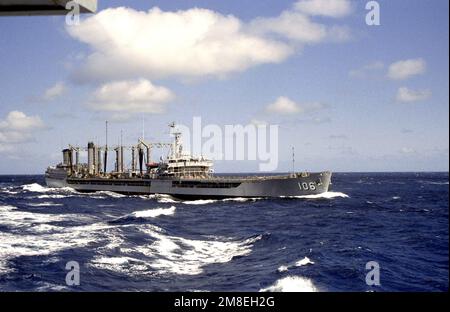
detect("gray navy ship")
[45,123,332,199]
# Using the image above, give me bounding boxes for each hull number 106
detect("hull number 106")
[298,182,316,191]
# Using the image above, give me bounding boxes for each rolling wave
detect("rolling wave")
[22,183,75,194]
[0,205,118,274]
[91,226,265,276]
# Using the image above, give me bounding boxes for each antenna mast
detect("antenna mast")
[292,146,295,174]
[142,116,145,141]
[104,121,108,174]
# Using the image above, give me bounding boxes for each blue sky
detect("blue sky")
[0,0,448,174]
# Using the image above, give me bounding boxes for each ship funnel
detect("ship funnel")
[62,149,71,166]
[88,142,95,175]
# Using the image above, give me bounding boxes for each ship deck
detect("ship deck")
[65,172,329,183]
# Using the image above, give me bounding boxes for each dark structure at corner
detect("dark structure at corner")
[0,0,97,16]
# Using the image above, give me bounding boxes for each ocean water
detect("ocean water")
[0,173,448,292]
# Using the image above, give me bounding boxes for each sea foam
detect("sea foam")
[260,276,318,292]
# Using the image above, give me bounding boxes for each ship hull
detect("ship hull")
[45,169,332,198]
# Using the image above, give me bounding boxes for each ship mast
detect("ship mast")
[104,121,108,175]
[292,146,295,174]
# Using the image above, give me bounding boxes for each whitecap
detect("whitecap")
[132,206,176,218]
[37,194,70,199]
[222,197,262,202]
[295,256,315,267]
[90,256,149,275]
[26,202,64,207]
[22,183,76,194]
[111,227,264,276]
[277,256,314,272]
[156,194,179,204]
[1,189,19,195]
[0,205,120,274]
[35,282,69,292]
[96,191,126,198]
[260,276,318,292]
[182,199,218,205]
[285,191,349,199]
[22,183,50,193]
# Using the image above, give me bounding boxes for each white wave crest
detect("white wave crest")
[222,197,262,202]
[286,191,349,199]
[1,189,19,195]
[22,183,50,193]
[156,194,179,203]
[295,256,315,267]
[96,191,126,198]
[22,183,76,194]
[138,228,261,275]
[0,205,119,274]
[90,256,150,275]
[26,202,64,207]
[260,276,318,292]
[95,226,264,276]
[277,256,315,272]
[183,199,218,205]
[37,194,71,199]
[132,206,176,218]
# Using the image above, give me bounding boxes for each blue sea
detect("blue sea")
[0,173,448,292]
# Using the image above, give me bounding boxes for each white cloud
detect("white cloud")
[396,87,431,103]
[249,11,327,44]
[265,96,326,115]
[88,79,175,114]
[266,97,302,114]
[349,61,384,78]
[67,6,352,83]
[43,82,66,101]
[326,25,352,42]
[400,147,416,154]
[67,7,293,82]
[0,111,46,153]
[295,0,353,18]
[387,58,426,80]
[0,111,45,132]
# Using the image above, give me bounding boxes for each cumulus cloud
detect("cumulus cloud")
[43,82,66,101]
[396,87,431,103]
[67,7,293,82]
[0,111,45,132]
[66,5,352,83]
[0,111,46,153]
[387,58,426,80]
[295,0,353,18]
[266,96,326,115]
[87,79,175,114]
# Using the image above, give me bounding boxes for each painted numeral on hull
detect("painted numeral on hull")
[298,182,316,191]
